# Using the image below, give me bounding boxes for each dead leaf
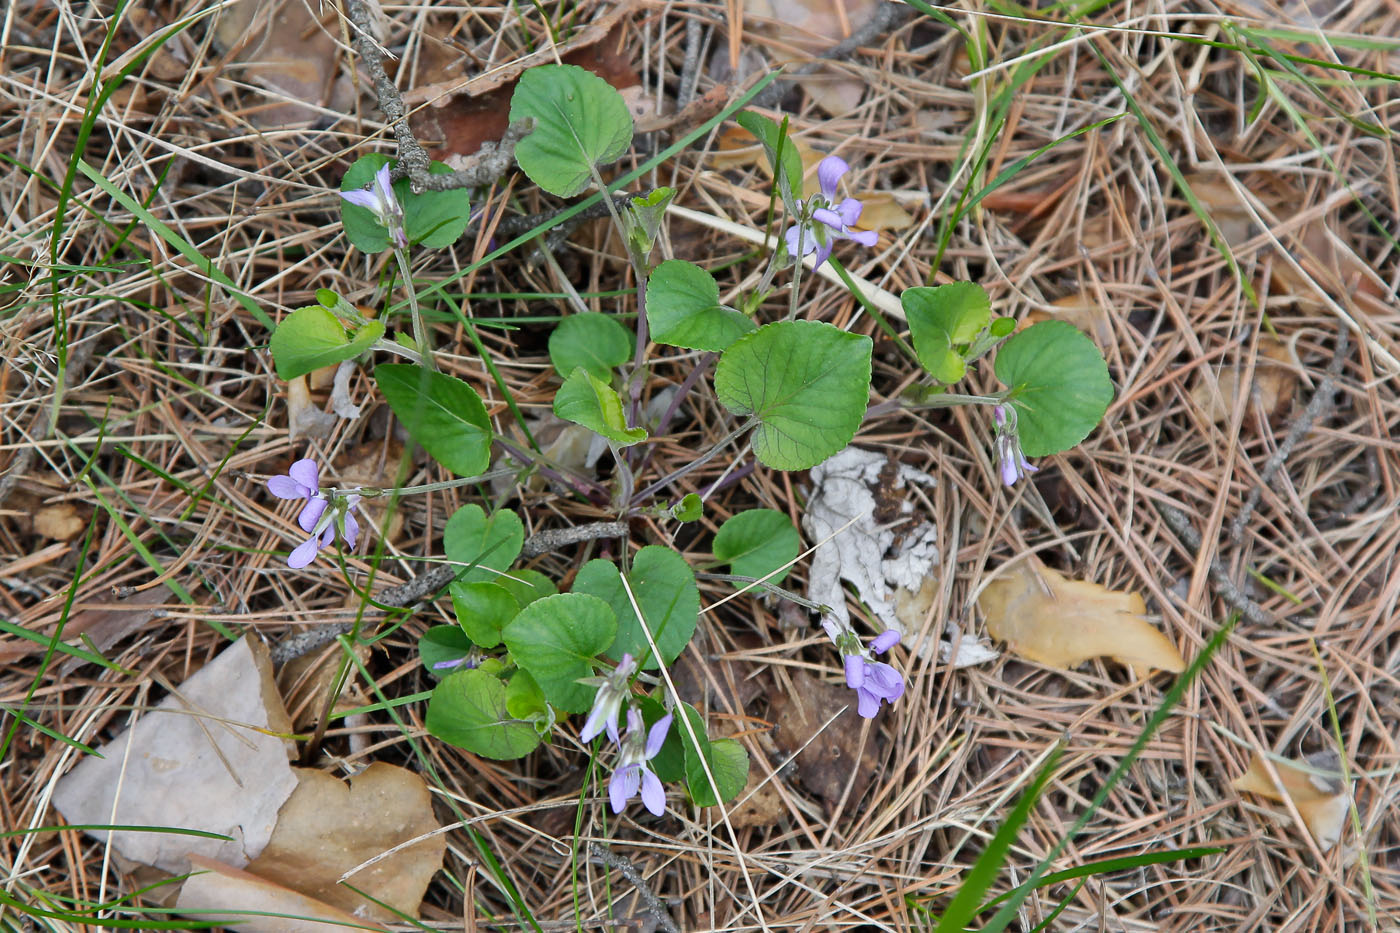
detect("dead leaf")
[177,854,391,932]
[1233,751,1349,851]
[287,375,334,441]
[210,0,351,128]
[741,0,879,116]
[1024,293,1115,348]
[52,637,298,873]
[727,767,785,829]
[768,671,876,806]
[1190,335,1297,424]
[977,559,1184,674]
[851,191,915,231]
[245,763,446,922]
[34,502,85,541]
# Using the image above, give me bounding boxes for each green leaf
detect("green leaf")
[672,493,703,523]
[993,320,1113,457]
[714,320,872,470]
[501,593,617,713]
[625,187,674,263]
[509,64,634,197]
[419,625,475,678]
[713,508,799,588]
[553,367,647,446]
[443,504,525,585]
[450,581,520,649]
[990,316,1017,338]
[339,154,471,252]
[549,312,633,379]
[571,546,699,669]
[638,696,684,783]
[427,668,542,760]
[646,260,757,352]
[496,568,557,607]
[504,669,549,721]
[374,364,492,476]
[269,306,384,380]
[672,703,747,807]
[903,283,991,384]
[735,111,803,208]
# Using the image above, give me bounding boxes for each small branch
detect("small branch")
[269,522,628,664]
[1229,328,1349,543]
[586,842,681,933]
[1155,501,1272,628]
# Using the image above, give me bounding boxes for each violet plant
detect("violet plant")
[263,62,1113,819]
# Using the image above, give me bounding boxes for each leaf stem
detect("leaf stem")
[393,245,435,370]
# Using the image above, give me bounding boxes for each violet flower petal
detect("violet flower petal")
[644,714,672,758]
[816,155,849,200]
[639,767,666,816]
[856,687,881,718]
[340,189,379,210]
[836,197,863,228]
[870,629,900,655]
[287,536,321,569]
[812,242,834,269]
[342,510,360,550]
[266,476,305,499]
[298,497,328,534]
[812,206,843,229]
[785,224,815,257]
[846,228,879,247]
[844,654,865,689]
[609,764,639,813]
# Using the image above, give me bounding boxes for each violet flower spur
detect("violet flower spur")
[578,653,638,745]
[992,404,1037,487]
[783,155,879,269]
[608,708,672,817]
[340,163,408,249]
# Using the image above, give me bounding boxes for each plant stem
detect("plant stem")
[393,246,435,370]
[629,422,752,505]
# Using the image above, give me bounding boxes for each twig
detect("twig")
[586,842,681,933]
[677,17,705,109]
[269,521,628,664]
[1154,501,1272,628]
[749,2,911,108]
[1229,328,1349,543]
[342,0,529,193]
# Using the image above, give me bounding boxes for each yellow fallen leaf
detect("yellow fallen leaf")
[178,854,391,932]
[709,125,826,198]
[34,503,85,542]
[977,559,1185,674]
[851,191,915,231]
[1233,752,1349,851]
[1190,335,1297,424]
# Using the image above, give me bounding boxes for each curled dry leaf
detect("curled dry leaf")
[286,375,335,441]
[1190,335,1297,424]
[244,763,446,922]
[1233,751,1349,851]
[977,558,1185,674]
[177,854,391,932]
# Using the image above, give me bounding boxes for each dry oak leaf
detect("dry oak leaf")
[177,854,391,932]
[1233,752,1350,851]
[768,670,877,806]
[1189,335,1297,424]
[977,559,1184,674]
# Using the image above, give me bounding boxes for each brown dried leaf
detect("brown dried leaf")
[1233,752,1349,851]
[210,0,350,128]
[727,768,786,829]
[1189,336,1297,424]
[851,191,915,231]
[1024,293,1115,348]
[977,559,1184,674]
[34,502,85,541]
[768,670,875,806]
[177,854,391,932]
[245,763,446,922]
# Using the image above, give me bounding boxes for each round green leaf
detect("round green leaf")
[426,668,541,759]
[496,568,557,607]
[714,320,872,471]
[419,625,474,678]
[993,319,1113,457]
[687,738,748,807]
[509,64,634,198]
[549,313,633,379]
[672,493,704,523]
[450,581,520,649]
[270,306,384,380]
[713,508,799,588]
[444,504,524,585]
[646,260,757,352]
[501,593,617,713]
[553,367,647,446]
[571,546,699,669]
[504,669,549,721]
[375,363,492,476]
[339,154,471,251]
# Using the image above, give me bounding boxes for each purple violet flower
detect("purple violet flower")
[993,404,1037,487]
[783,155,880,269]
[842,630,905,718]
[266,458,361,568]
[608,708,672,817]
[340,163,408,249]
[578,653,638,745]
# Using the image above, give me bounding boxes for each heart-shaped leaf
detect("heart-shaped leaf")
[270,306,385,380]
[713,509,800,589]
[553,367,647,446]
[646,260,756,351]
[496,568,557,607]
[374,364,492,476]
[903,283,991,384]
[450,581,520,649]
[994,320,1113,456]
[426,668,541,760]
[714,320,872,470]
[549,312,633,379]
[340,154,471,252]
[501,593,617,713]
[509,64,634,197]
[443,505,524,585]
[571,546,699,669]
[419,625,475,678]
